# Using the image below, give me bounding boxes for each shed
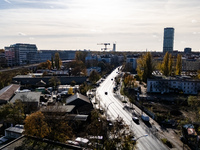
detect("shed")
[5,125,24,139]
[10,92,41,113]
[0,84,20,104]
[66,93,93,115]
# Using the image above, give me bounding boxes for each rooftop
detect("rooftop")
[0,84,20,101]
[40,105,75,113]
[10,92,41,103]
[0,136,82,150]
[66,93,90,104]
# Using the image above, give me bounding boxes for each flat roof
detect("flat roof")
[6,127,24,134]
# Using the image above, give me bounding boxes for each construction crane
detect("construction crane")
[97,43,110,51]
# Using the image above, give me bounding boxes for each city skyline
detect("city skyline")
[1,0,200,51]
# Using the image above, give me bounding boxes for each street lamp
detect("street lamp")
[131,134,148,142]
[106,102,114,119]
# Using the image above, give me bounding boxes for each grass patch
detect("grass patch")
[161,138,173,148]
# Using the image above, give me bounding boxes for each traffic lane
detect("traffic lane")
[96,69,168,150]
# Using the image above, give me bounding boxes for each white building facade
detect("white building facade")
[147,77,200,95]
[126,57,137,71]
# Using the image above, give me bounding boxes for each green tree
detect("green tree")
[198,70,200,79]
[49,77,61,90]
[168,53,173,76]
[124,75,135,88]
[79,82,89,95]
[66,60,86,76]
[161,52,169,76]
[89,70,101,83]
[161,52,173,76]
[70,80,76,86]
[75,51,88,63]
[136,52,154,82]
[43,106,74,142]
[24,111,51,138]
[0,100,25,125]
[55,52,61,70]
[176,54,182,75]
[51,55,54,69]
[188,96,200,121]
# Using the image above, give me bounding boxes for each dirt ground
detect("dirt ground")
[136,82,194,150]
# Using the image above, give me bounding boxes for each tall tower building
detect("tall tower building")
[163,27,174,53]
[113,42,116,52]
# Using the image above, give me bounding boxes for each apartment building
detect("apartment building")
[147,77,200,95]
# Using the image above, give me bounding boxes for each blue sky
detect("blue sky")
[0,0,200,51]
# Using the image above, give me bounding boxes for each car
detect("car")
[132,117,139,124]
[105,92,108,95]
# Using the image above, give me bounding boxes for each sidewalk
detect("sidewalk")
[117,80,190,150]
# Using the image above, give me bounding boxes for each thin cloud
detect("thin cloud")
[192,19,198,23]
[18,32,26,36]
[4,0,11,4]
[0,0,200,51]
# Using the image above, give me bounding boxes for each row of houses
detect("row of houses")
[147,76,200,95]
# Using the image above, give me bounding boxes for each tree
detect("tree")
[122,62,134,73]
[75,51,88,63]
[24,111,51,138]
[176,54,182,75]
[79,82,90,95]
[168,54,173,76]
[51,55,54,69]
[38,60,51,70]
[136,52,154,82]
[198,70,200,79]
[124,75,135,88]
[68,87,74,95]
[160,52,173,76]
[68,60,86,76]
[188,96,200,121]
[42,106,74,142]
[70,80,76,86]
[0,100,25,125]
[55,52,61,70]
[49,77,61,90]
[161,52,169,76]
[89,70,101,83]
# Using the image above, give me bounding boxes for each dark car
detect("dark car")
[105,92,108,95]
[132,117,139,124]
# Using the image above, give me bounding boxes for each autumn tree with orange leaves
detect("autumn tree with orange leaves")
[38,60,51,70]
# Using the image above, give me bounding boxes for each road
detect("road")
[96,67,168,150]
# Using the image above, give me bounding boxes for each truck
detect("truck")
[141,115,150,122]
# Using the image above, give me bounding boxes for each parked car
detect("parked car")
[141,115,150,122]
[132,117,139,124]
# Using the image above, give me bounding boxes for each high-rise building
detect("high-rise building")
[5,43,37,66]
[163,27,174,53]
[113,43,116,52]
[184,47,192,53]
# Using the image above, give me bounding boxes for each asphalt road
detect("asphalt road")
[96,67,168,150]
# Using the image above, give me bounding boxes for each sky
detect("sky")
[0,0,200,52]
